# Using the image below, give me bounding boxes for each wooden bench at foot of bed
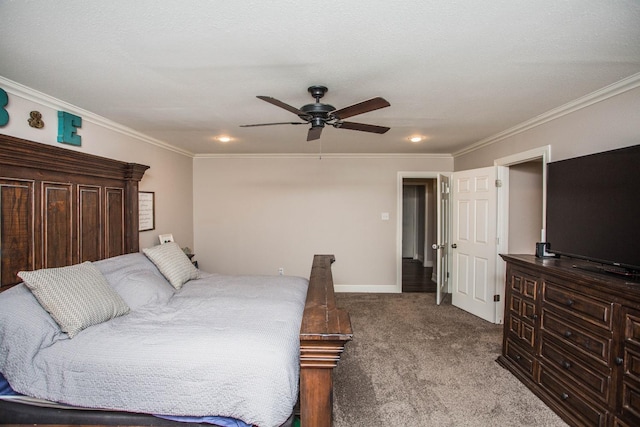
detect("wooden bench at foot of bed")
[300,255,353,427]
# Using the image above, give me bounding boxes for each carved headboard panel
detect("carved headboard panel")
[0,134,149,290]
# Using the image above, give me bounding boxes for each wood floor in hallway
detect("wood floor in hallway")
[402,258,437,293]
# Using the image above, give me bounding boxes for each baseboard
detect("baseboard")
[334,284,401,293]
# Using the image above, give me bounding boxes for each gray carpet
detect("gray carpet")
[332,293,568,427]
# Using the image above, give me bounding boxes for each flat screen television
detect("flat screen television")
[545,144,640,276]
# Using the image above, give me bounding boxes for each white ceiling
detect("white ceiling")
[1,0,640,155]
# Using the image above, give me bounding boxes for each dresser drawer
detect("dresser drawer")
[509,294,522,315]
[540,337,611,403]
[539,366,609,427]
[507,314,535,349]
[542,311,612,364]
[613,417,635,427]
[505,339,535,379]
[621,376,640,422]
[510,269,538,300]
[624,312,640,346]
[620,308,640,425]
[543,281,613,330]
[624,346,640,384]
[509,294,536,319]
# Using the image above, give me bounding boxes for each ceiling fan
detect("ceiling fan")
[240,85,390,141]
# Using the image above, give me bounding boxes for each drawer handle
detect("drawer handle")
[561,392,569,401]
[564,330,573,338]
[615,357,624,366]
[514,354,522,361]
[561,360,572,369]
[527,314,538,320]
[565,299,574,307]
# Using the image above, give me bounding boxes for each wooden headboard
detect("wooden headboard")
[0,134,149,291]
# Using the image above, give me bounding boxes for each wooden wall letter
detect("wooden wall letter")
[57,111,82,145]
[0,88,8,126]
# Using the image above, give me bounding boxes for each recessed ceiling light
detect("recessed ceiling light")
[216,136,232,143]
[409,136,423,143]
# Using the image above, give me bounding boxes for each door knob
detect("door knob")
[451,243,458,249]
[432,244,445,250]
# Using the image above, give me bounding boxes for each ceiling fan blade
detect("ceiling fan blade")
[331,97,390,120]
[307,126,323,141]
[335,121,390,134]
[256,96,309,117]
[240,122,306,127]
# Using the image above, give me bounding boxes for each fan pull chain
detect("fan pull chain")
[319,139,322,160]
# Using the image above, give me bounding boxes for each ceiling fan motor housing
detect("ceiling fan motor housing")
[299,102,336,127]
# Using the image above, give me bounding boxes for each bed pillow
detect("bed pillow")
[94,252,175,310]
[114,271,175,309]
[17,262,130,338]
[143,242,199,289]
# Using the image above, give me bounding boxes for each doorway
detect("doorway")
[449,149,547,323]
[493,146,549,323]
[401,179,437,293]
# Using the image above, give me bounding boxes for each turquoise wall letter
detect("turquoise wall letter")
[57,111,82,146]
[0,88,9,126]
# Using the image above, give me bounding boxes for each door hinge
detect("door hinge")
[495,179,502,188]
[493,294,500,302]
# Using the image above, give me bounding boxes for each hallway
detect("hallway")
[402,258,436,293]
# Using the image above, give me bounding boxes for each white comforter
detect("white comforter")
[0,253,308,427]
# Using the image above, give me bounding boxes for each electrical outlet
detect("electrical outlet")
[278,267,284,276]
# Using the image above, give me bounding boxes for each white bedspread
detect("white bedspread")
[0,253,308,427]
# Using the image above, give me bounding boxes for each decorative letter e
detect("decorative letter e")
[57,111,82,146]
[0,88,9,127]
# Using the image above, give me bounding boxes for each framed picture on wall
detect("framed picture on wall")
[138,191,155,231]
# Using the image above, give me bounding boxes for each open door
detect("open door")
[435,174,450,305]
[451,166,498,322]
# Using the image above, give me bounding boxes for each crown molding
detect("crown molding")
[194,152,452,160]
[454,72,640,158]
[0,76,194,158]
[6,71,637,162]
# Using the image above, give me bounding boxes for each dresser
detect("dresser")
[498,254,640,427]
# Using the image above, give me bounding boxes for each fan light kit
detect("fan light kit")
[240,85,391,141]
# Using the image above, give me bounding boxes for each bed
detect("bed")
[0,134,352,427]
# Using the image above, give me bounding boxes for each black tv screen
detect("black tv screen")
[546,144,640,272]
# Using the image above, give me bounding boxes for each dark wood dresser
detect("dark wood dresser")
[498,254,640,427]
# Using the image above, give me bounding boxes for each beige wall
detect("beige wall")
[508,160,543,254]
[454,86,640,170]
[193,155,453,289]
[5,79,637,288]
[454,85,639,262]
[0,83,194,251]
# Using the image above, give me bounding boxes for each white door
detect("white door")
[451,167,498,322]
[435,174,450,305]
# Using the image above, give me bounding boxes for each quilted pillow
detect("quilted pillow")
[18,262,130,338]
[143,242,199,289]
[94,253,175,310]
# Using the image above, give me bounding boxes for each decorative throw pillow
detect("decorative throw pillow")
[18,262,130,338]
[143,242,199,289]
